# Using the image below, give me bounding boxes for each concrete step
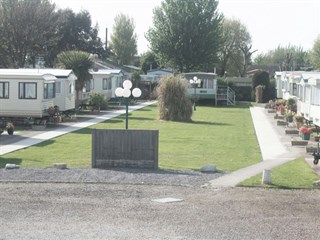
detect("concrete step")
[285,129,299,135]
[291,136,309,146]
[277,120,287,126]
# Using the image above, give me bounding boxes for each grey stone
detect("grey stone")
[54,163,67,169]
[5,164,20,170]
[313,180,320,187]
[201,164,217,173]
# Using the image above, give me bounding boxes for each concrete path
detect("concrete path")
[208,105,308,187]
[0,101,155,155]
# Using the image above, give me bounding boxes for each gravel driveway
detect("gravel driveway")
[1,182,320,240]
[0,168,223,187]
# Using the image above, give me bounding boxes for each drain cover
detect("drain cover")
[152,197,184,203]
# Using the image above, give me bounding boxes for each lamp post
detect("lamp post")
[115,80,142,129]
[189,76,201,111]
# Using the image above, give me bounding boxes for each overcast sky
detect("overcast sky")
[53,0,320,57]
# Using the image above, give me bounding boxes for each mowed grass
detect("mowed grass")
[0,103,262,171]
[238,157,319,189]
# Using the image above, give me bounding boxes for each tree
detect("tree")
[218,18,255,77]
[254,45,311,71]
[46,9,106,66]
[157,76,192,122]
[252,71,273,102]
[109,13,137,65]
[310,35,320,70]
[0,0,58,67]
[57,51,94,106]
[140,51,159,74]
[146,0,223,73]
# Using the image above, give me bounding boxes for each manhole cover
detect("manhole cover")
[152,197,184,203]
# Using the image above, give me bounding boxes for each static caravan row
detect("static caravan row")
[275,71,320,127]
[0,69,77,118]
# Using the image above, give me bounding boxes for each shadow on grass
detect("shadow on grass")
[190,121,231,126]
[99,167,222,176]
[129,116,156,121]
[32,139,55,147]
[0,157,22,168]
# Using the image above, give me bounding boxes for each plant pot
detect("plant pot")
[301,133,310,140]
[7,128,14,135]
[286,116,293,123]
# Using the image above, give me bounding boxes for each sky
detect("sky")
[52,0,320,58]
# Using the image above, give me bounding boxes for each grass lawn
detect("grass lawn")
[238,157,320,189]
[0,103,262,171]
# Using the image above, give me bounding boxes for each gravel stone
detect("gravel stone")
[0,168,224,186]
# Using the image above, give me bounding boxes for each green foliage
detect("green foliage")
[218,18,255,77]
[130,70,142,88]
[239,158,319,189]
[157,76,193,122]
[0,0,57,67]
[146,0,223,73]
[311,35,320,70]
[89,92,107,110]
[109,13,137,65]
[253,44,311,71]
[140,51,159,74]
[252,71,273,102]
[57,50,93,106]
[57,50,93,92]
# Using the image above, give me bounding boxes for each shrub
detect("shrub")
[157,75,192,122]
[89,92,108,110]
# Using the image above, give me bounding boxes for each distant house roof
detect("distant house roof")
[90,69,124,76]
[147,68,173,75]
[124,65,141,71]
[247,64,280,77]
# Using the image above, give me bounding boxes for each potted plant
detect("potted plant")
[299,126,312,140]
[294,115,304,129]
[285,111,295,123]
[278,105,286,115]
[6,122,14,135]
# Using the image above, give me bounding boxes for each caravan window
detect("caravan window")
[0,82,9,98]
[103,77,112,90]
[56,82,61,94]
[19,82,37,99]
[44,82,55,99]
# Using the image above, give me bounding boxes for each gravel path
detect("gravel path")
[1,183,320,240]
[0,168,224,187]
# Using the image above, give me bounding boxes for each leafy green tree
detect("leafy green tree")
[130,70,143,87]
[140,51,159,74]
[57,51,94,106]
[254,45,310,71]
[146,0,223,73]
[252,70,274,102]
[109,13,137,65]
[157,75,193,122]
[310,35,320,70]
[219,18,255,77]
[0,0,57,67]
[46,9,106,66]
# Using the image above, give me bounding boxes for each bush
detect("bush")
[89,92,108,110]
[157,76,193,122]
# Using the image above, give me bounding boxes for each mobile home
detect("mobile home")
[0,69,57,118]
[87,69,125,100]
[0,69,77,118]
